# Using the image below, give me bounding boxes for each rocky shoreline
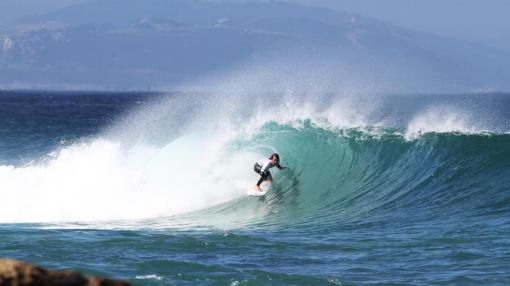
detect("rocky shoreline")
[0,259,130,286]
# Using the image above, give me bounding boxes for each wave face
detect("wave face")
[164,123,510,231]
[0,92,509,228]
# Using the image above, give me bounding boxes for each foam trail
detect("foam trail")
[0,133,260,223]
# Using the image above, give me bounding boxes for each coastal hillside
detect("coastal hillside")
[0,0,509,91]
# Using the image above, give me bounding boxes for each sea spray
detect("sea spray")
[0,92,508,226]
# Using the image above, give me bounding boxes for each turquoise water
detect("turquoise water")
[0,91,509,285]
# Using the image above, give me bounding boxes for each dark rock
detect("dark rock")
[0,259,131,286]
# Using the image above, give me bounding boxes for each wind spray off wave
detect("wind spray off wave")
[0,92,509,226]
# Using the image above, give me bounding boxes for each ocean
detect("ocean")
[0,90,509,285]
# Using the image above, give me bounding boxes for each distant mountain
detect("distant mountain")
[0,0,86,25]
[0,0,509,92]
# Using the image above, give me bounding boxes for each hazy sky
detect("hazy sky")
[293,0,510,51]
[1,0,509,51]
[0,0,86,24]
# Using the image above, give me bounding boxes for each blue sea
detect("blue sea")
[0,90,509,285]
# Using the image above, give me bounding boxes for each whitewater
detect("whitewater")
[0,90,509,285]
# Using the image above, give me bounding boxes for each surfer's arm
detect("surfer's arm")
[276,163,287,170]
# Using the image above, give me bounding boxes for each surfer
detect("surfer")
[253,153,286,192]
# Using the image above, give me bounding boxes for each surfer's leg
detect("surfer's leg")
[256,175,265,187]
[265,172,273,184]
[254,164,265,191]
[255,176,265,192]
[256,170,270,192]
[264,171,273,185]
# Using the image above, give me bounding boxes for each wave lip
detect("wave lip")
[404,105,493,139]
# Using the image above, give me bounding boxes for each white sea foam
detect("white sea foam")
[135,274,163,280]
[0,133,261,223]
[405,105,486,139]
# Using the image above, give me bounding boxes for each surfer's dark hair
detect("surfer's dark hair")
[270,153,280,162]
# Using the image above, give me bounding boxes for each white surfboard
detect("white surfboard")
[247,183,269,196]
[247,188,268,196]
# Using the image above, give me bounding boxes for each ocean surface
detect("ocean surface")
[0,90,509,285]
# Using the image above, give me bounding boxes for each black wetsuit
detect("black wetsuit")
[253,158,284,186]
